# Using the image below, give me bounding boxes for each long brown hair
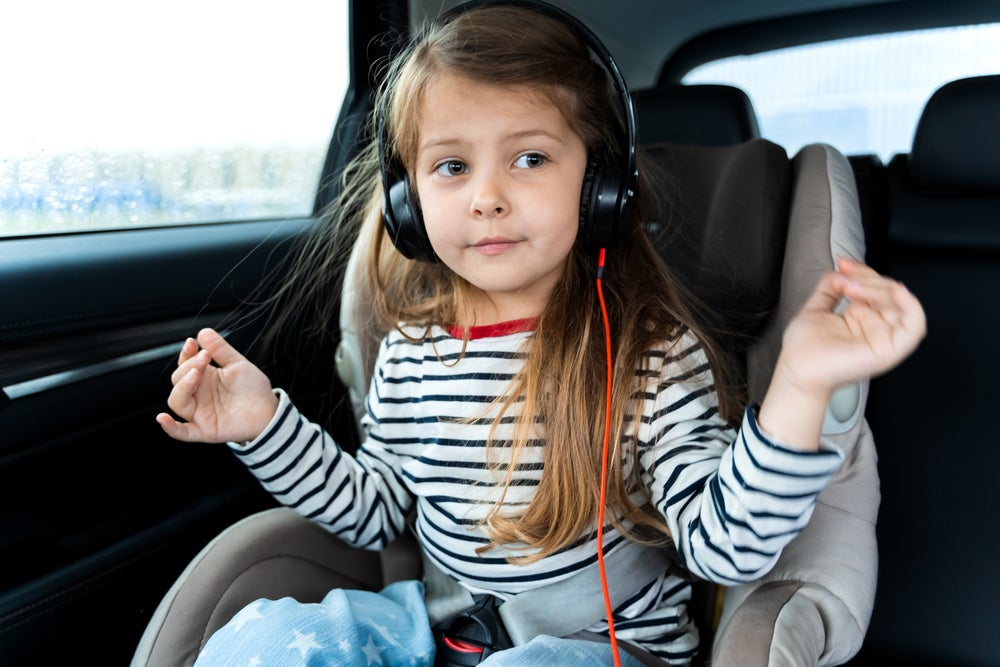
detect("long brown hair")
[258,4,744,562]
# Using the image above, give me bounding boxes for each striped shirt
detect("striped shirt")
[230,324,842,663]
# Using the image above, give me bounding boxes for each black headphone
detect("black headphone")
[377,0,638,263]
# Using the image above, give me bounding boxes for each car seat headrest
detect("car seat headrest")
[910,74,1000,193]
[642,139,791,341]
[633,84,761,146]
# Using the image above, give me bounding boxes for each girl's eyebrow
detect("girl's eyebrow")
[418,129,566,153]
[418,137,464,152]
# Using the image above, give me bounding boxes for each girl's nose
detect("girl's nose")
[470,173,508,219]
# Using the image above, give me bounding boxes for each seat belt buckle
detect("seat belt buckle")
[434,594,513,666]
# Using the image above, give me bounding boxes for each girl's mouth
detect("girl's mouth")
[473,237,519,255]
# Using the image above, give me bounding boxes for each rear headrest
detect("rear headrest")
[633,84,761,146]
[910,74,1000,193]
[642,139,791,339]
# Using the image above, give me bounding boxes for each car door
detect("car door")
[0,2,399,663]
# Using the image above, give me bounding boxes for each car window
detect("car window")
[0,1,348,237]
[684,22,1000,161]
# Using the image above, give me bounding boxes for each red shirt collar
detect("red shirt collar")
[446,318,538,340]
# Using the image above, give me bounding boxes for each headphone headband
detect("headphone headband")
[378,0,638,262]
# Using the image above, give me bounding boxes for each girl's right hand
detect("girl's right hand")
[156,328,279,444]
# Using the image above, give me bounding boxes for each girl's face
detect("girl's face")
[413,71,588,324]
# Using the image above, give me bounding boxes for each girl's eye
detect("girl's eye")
[435,160,468,177]
[514,153,547,169]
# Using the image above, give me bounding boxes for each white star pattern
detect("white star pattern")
[191,584,438,666]
[361,634,384,666]
[287,629,323,658]
[230,600,265,632]
[372,623,402,648]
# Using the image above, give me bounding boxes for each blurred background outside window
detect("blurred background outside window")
[685,22,1000,161]
[0,1,348,237]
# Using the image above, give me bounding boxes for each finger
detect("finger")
[801,270,850,314]
[156,412,203,443]
[836,256,887,281]
[166,367,202,418]
[833,259,900,302]
[843,300,896,352]
[836,255,866,273]
[196,328,248,368]
[893,282,928,344]
[836,259,903,311]
[844,283,925,363]
[837,258,903,303]
[177,337,199,367]
[839,276,906,329]
[170,348,212,386]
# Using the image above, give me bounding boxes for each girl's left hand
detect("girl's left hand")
[775,257,926,397]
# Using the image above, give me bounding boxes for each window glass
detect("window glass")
[0,1,348,237]
[684,23,1000,161]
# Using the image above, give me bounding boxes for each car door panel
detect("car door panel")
[0,219,312,664]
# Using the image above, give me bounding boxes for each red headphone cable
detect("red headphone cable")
[596,247,623,667]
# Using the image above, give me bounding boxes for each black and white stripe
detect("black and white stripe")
[230,325,842,663]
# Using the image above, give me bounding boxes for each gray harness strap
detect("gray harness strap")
[422,545,672,645]
[421,548,477,627]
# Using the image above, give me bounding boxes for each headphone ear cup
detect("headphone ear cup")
[579,155,628,250]
[382,172,437,262]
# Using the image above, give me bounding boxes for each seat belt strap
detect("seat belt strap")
[421,548,477,627]
[422,545,671,645]
[499,546,671,645]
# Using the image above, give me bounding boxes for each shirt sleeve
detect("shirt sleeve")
[637,333,844,584]
[227,342,413,550]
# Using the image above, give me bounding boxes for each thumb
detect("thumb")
[156,412,205,443]
[801,270,849,314]
[196,328,247,367]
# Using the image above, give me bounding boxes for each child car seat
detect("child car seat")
[712,142,875,667]
[131,90,876,667]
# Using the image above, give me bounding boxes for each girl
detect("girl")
[156,2,925,665]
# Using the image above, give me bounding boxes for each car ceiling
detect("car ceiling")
[408,0,909,89]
